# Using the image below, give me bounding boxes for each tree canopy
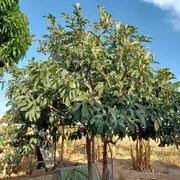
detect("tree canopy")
[0,0,31,70]
[1,4,180,179]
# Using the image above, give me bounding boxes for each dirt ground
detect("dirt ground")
[1,156,180,180]
[1,137,180,180]
[96,158,180,180]
[68,153,180,180]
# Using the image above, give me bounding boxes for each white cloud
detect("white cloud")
[143,0,180,31]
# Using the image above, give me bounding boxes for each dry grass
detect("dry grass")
[114,137,180,168]
[57,136,180,168]
[118,172,125,180]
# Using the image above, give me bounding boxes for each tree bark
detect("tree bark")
[92,138,95,163]
[102,141,108,180]
[86,134,93,180]
[61,125,65,161]
[108,143,114,180]
[54,132,57,167]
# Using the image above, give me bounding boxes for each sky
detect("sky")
[0,0,180,117]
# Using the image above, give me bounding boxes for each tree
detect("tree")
[0,0,31,71]
[2,60,68,171]
[2,4,180,180]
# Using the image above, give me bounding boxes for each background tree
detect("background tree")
[2,4,180,180]
[0,0,31,71]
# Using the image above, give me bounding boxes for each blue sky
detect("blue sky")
[0,0,180,117]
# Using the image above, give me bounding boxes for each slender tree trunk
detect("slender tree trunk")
[86,134,93,180]
[139,139,143,171]
[108,143,114,180]
[61,125,65,161]
[92,138,95,163]
[102,141,108,180]
[136,136,139,169]
[147,138,151,170]
[54,132,57,167]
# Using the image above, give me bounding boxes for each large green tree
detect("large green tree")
[0,0,31,71]
[2,4,180,180]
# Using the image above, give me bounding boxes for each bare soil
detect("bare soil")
[1,157,180,180]
[1,137,180,180]
[96,158,180,180]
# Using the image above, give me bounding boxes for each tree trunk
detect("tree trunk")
[131,137,152,171]
[61,125,65,161]
[139,139,143,170]
[92,138,95,163]
[86,135,93,180]
[108,143,114,180]
[54,133,57,167]
[102,141,108,180]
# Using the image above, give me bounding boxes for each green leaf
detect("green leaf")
[136,112,146,127]
[82,102,90,119]
[20,105,30,112]
[85,82,93,93]
[18,100,27,107]
[65,97,70,107]
[154,120,159,132]
[90,117,95,125]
